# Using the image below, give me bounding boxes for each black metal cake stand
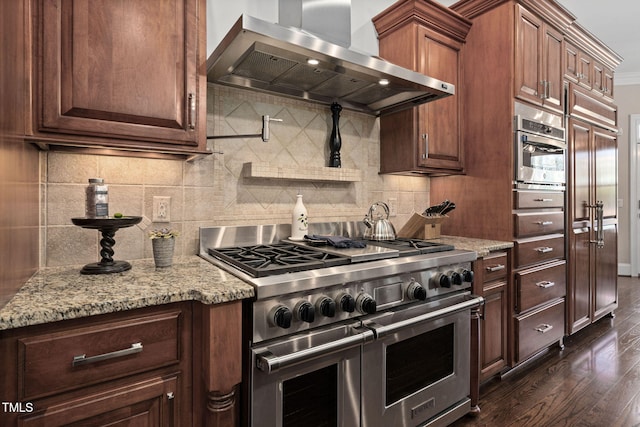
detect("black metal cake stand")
[71,216,142,274]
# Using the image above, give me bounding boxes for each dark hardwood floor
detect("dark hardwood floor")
[451,276,640,427]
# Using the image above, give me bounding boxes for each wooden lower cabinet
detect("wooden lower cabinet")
[515,298,565,362]
[473,251,510,382]
[0,300,244,427]
[19,374,180,426]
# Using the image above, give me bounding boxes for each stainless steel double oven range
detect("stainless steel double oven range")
[200,223,483,427]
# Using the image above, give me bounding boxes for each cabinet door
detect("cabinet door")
[542,24,564,112]
[569,119,591,223]
[577,51,593,89]
[480,281,508,381]
[20,375,179,427]
[594,225,618,320]
[39,0,203,149]
[515,6,543,105]
[603,67,615,100]
[564,42,579,83]
[594,128,617,219]
[568,227,592,334]
[417,29,463,171]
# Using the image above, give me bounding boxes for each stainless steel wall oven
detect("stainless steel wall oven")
[515,101,566,189]
[199,223,483,427]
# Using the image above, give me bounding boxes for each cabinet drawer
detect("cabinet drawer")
[18,310,182,400]
[514,234,565,268]
[514,211,564,237]
[481,253,508,283]
[515,299,565,362]
[516,260,566,312]
[514,191,564,209]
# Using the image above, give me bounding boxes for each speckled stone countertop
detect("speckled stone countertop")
[0,257,254,331]
[0,237,510,331]
[431,235,513,258]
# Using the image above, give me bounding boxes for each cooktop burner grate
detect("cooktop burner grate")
[208,243,351,277]
[370,238,455,256]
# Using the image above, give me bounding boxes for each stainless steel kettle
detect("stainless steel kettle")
[363,202,396,241]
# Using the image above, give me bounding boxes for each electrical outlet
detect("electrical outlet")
[388,198,398,217]
[153,196,171,222]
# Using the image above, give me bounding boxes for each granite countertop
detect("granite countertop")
[0,236,511,332]
[0,257,254,331]
[432,235,514,258]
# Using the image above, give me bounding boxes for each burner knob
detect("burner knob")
[338,293,356,313]
[407,280,427,301]
[449,271,463,286]
[294,301,315,323]
[317,296,336,318]
[433,272,451,288]
[356,293,377,315]
[269,305,292,329]
[457,268,474,283]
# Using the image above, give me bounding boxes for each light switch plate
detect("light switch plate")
[388,198,397,217]
[153,196,171,222]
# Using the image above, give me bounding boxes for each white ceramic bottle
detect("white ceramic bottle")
[291,194,308,240]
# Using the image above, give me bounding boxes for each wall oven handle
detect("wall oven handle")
[367,295,484,339]
[255,329,374,374]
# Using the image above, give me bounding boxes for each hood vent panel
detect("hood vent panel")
[207,15,454,116]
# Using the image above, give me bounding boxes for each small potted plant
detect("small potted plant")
[149,228,179,268]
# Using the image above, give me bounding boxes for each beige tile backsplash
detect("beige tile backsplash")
[42,84,432,267]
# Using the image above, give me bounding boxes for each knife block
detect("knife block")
[397,213,447,239]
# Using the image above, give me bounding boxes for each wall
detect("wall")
[43,85,431,267]
[613,82,640,272]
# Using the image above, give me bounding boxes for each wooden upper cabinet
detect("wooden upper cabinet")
[33,0,207,155]
[373,0,471,175]
[416,29,462,170]
[515,5,563,113]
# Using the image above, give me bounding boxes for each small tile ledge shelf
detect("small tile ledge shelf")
[242,162,363,182]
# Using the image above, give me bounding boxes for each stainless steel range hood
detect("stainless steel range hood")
[206,14,454,116]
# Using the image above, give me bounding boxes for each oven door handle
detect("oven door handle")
[255,328,374,374]
[368,295,484,339]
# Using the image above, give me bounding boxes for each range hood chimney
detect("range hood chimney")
[206,2,454,116]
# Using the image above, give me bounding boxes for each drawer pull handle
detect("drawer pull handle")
[533,198,553,202]
[535,246,554,253]
[535,281,555,288]
[486,264,505,272]
[535,324,553,333]
[72,342,143,367]
[534,221,553,226]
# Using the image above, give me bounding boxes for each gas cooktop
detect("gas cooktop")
[208,243,351,278]
[207,237,455,278]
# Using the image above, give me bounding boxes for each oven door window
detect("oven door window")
[283,364,338,427]
[386,323,454,405]
[521,142,564,172]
